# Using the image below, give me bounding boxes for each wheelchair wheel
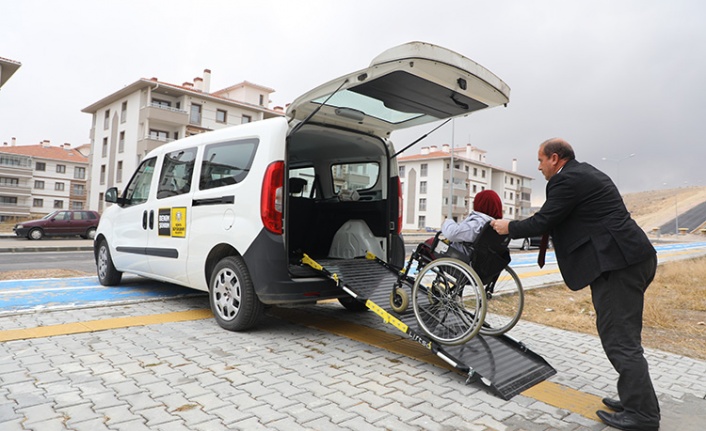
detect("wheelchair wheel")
[479,265,524,336]
[412,258,486,345]
[390,287,409,313]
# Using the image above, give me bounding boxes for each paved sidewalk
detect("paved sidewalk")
[1,295,705,430]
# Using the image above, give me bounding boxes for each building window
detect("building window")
[54,200,64,209]
[259,94,265,106]
[74,167,86,179]
[36,161,46,171]
[34,180,44,189]
[104,109,110,129]
[0,196,18,205]
[102,137,108,157]
[116,161,123,183]
[71,201,84,210]
[0,177,19,186]
[418,215,426,229]
[216,109,227,123]
[100,165,106,185]
[55,182,65,191]
[121,101,127,123]
[152,98,171,108]
[510,177,515,185]
[33,198,43,207]
[119,131,125,153]
[241,115,251,124]
[149,129,169,141]
[420,181,427,194]
[399,166,405,178]
[72,184,85,196]
[98,193,104,211]
[473,167,478,176]
[190,103,202,124]
[419,198,426,211]
[482,170,486,178]
[472,184,477,193]
[420,163,428,177]
[56,164,66,173]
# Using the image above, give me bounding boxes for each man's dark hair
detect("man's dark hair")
[542,138,575,161]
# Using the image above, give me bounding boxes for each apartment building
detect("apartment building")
[0,56,21,90]
[0,139,89,221]
[81,69,283,211]
[398,144,533,230]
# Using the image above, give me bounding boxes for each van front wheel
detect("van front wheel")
[209,256,263,331]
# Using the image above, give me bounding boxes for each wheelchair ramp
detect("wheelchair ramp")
[313,257,556,400]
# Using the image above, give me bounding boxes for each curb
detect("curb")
[0,246,94,253]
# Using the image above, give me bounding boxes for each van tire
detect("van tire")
[209,256,263,331]
[338,296,369,312]
[97,239,122,286]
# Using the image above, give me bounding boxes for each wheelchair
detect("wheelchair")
[389,223,524,345]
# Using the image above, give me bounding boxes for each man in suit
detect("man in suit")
[491,138,660,431]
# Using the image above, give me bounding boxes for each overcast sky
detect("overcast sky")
[2,0,704,204]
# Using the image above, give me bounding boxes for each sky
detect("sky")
[2,0,705,205]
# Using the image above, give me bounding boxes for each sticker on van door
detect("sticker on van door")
[158,207,187,237]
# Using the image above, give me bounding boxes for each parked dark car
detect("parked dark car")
[13,210,100,240]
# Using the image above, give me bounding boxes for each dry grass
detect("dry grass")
[519,256,706,360]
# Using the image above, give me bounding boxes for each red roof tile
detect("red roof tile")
[0,144,88,163]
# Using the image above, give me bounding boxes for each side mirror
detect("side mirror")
[105,187,123,205]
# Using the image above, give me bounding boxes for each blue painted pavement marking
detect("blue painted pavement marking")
[0,276,203,313]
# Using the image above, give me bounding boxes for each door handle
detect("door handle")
[149,210,154,230]
[142,211,148,230]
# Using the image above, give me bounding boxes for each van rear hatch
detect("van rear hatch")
[287,41,510,137]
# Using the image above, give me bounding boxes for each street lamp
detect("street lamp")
[602,153,636,190]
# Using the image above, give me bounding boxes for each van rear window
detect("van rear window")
[199,138,259,190]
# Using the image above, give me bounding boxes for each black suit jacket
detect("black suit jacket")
[509,159,655,290]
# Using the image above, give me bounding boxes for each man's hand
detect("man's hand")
[490,219,510,235]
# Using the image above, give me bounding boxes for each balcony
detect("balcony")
[140,103,188,125]
[0,202,31,216]
[137,135,175,154]
[0,184,32,196]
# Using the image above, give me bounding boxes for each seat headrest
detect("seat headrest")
[289,177,307,194]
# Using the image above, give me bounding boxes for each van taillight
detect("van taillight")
[397,177,403,234]
[261,161,284,234]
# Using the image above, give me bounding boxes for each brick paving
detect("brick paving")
[1,294,705,430]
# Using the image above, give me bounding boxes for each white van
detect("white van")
[94,41,510,331]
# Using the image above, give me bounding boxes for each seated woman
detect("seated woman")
[419,190,503,262]
[441,189,503,254]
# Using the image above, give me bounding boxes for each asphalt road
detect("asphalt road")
[0,250,96,274]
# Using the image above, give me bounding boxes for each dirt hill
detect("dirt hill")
[623,186,706,233]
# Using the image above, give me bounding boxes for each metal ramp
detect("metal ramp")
[310,257,556,400]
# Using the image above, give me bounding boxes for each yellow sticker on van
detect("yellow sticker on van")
[171,207,187,237]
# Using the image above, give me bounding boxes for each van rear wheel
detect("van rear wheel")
[209,256,263,331]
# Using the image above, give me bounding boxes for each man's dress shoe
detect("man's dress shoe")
[602,397,624,412]
[596,410,659,431]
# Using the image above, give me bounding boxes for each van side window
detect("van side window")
[199,138,259,190]
[123,158,156,206]
[157,148,197,199]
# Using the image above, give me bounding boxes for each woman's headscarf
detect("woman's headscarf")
[473,190,502,219]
